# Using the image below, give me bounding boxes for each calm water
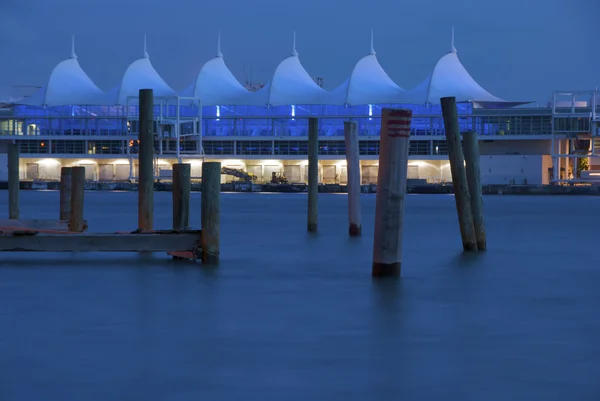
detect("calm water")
[0,190,599,400]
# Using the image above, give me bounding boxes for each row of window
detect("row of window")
[17,139,450,156]
[0,115,555,137]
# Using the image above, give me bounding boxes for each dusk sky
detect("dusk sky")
[0,0,598,103]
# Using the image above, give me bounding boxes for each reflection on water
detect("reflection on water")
[0,191,599,400]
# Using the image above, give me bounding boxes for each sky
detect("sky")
[0,0,598,103]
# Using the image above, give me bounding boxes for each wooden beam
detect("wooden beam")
[0,231,201,253]
[0,219,88,231]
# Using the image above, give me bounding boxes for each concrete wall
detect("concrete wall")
[480,140,551,155]
[479,155,550,185]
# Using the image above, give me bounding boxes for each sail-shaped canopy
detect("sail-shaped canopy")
[18,37,103,106]
[99,37,177,105]
[180,34,252,106]
[250,33,327,106]
[407,29,505,105]
[328,32,411,105]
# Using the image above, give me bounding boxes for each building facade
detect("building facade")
[1,35,599,185]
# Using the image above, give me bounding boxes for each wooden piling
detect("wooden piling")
[69,166,85,232]
[172,163,191,230]
[59,167,72,220]
[201,161,221,265]
[440,96,478,252]
[307,117,319,233]
[372,109,412,277]
[463,131,487,251]
[344,121,361,236]
[138,89,154,231]
[7,142,19,220]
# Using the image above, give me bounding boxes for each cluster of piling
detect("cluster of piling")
[3,92,485,273]
[441,96,487,252]
[302,98,486,277]
[1,89,220,264]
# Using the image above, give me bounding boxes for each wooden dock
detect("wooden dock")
[1,89,221,264]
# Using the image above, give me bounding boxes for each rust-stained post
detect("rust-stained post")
[372,109,412,277]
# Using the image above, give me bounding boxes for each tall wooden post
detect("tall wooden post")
[201,161,221,265]
[463,131,487,251]
[59,167,72,220]
[7,141,19,220]
[372,109,412,277]
[307,117,319,233]
[344,121,361,236]
[172,163,191,230]
[138,89,154,231]
[69,166,85,232]
[440,96,478,252]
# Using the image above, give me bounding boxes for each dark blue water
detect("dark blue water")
[0,191,599,400]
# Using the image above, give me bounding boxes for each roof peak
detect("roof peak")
[143,34,149,58]
[216,31,223,58]
[70,34,77,59]
[291,31,298,57]
[450,26,457,53]
[369,29,376,55]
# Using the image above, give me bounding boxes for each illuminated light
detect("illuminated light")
[216,105,220,121]
[37,159,61,166]
[291,105,296,118]
[156,159,171,165]
[589,173,600,176]
[112,160,130,165]
[368,104,373,120]
[75,160,97,165]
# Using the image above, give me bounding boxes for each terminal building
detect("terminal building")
[0,33,599,185]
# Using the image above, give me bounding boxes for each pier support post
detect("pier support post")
[138,89,154,231]
[344,121,361,236]
[7,141,19,220]
[172,163,191,230]
[463,131,486,251]
[372,109,412,277]
[69,166,85,232]
[441,96,478,252]
[201,161,221,265]
[59,167,72,220]
[307,117,318,233]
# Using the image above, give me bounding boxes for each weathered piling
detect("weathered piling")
[7,142,19,219]
[440,96,478,252]
[344,121,361,236]
[201,161,221,265]
[372,109,412,277]
[69,166,85,232]
[307,117,319,233]
[138,89,154,231]
[463,130,487,251]
[172,163,191,230]
[59,167,72,220]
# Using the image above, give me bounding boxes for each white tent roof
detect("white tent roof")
[250,33,327,106]
[99,37,177,105]
[408,30,503,104]
[180,35,252,106]
[328,33,410,105]
[18,37,103,106]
